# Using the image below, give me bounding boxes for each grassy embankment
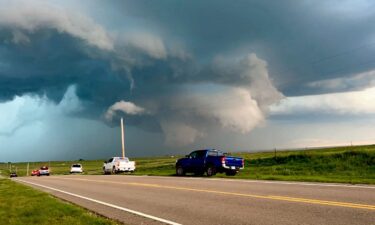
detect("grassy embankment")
[0,178,119,225]
[1,145,375,184]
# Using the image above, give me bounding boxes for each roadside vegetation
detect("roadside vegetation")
[1,145,374,184]
[231,145,375,184]
[0,178,119,225]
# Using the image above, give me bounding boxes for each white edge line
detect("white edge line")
[14,178,182,225]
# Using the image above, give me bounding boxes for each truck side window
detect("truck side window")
[190,152,198,159]
[108,158,113,163]
[196,151,206,159]
[190,150,207,159]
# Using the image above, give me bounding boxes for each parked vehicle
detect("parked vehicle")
[31,170,40,176]
[103,157,136,174]
[175,149,244,177]
[9,172,17,178]
[70,164,83,173]
[38,166,50,176]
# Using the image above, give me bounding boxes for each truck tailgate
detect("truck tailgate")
[119,161,134,167]
[224,157,244,168]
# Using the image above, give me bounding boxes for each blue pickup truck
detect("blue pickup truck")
[175,149,244,176]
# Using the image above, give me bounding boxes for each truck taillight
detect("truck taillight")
[221,156,226,164]
[242,159,245,166]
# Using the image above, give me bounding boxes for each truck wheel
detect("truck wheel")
[111,167,116,175]
[206,166,216,177]
[225,170,237,176]
[176,166,185,176]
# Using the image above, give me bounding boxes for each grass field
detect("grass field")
[1,145,375,184]
[0,178,119,225]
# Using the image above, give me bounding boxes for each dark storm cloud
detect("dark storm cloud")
[3,0,375,105]
[0,32,109,100]
[0,0,284,147]
[107,0,375,95]
[2,0,375,160]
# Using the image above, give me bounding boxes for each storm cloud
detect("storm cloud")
[1,0,375,161]
[0,0,283,157]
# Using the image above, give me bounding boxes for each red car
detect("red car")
[31,170,40,176]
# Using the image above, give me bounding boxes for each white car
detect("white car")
[103,157,136,174]
[38,166,50,176]
[70,164,83,173]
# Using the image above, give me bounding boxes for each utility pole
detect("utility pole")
[26,163,29,176]
[121,117,125,158]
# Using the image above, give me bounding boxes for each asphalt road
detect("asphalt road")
[15,175,375,225]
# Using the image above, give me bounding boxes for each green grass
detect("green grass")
[1,145,375,184]
[226,146,375,184]
[0,178,119,225]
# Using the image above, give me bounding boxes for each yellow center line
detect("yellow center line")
[47,177,375,211]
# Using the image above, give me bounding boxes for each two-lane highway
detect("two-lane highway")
[15,175,375,225]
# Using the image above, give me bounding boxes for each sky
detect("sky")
[1,0,375,162]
